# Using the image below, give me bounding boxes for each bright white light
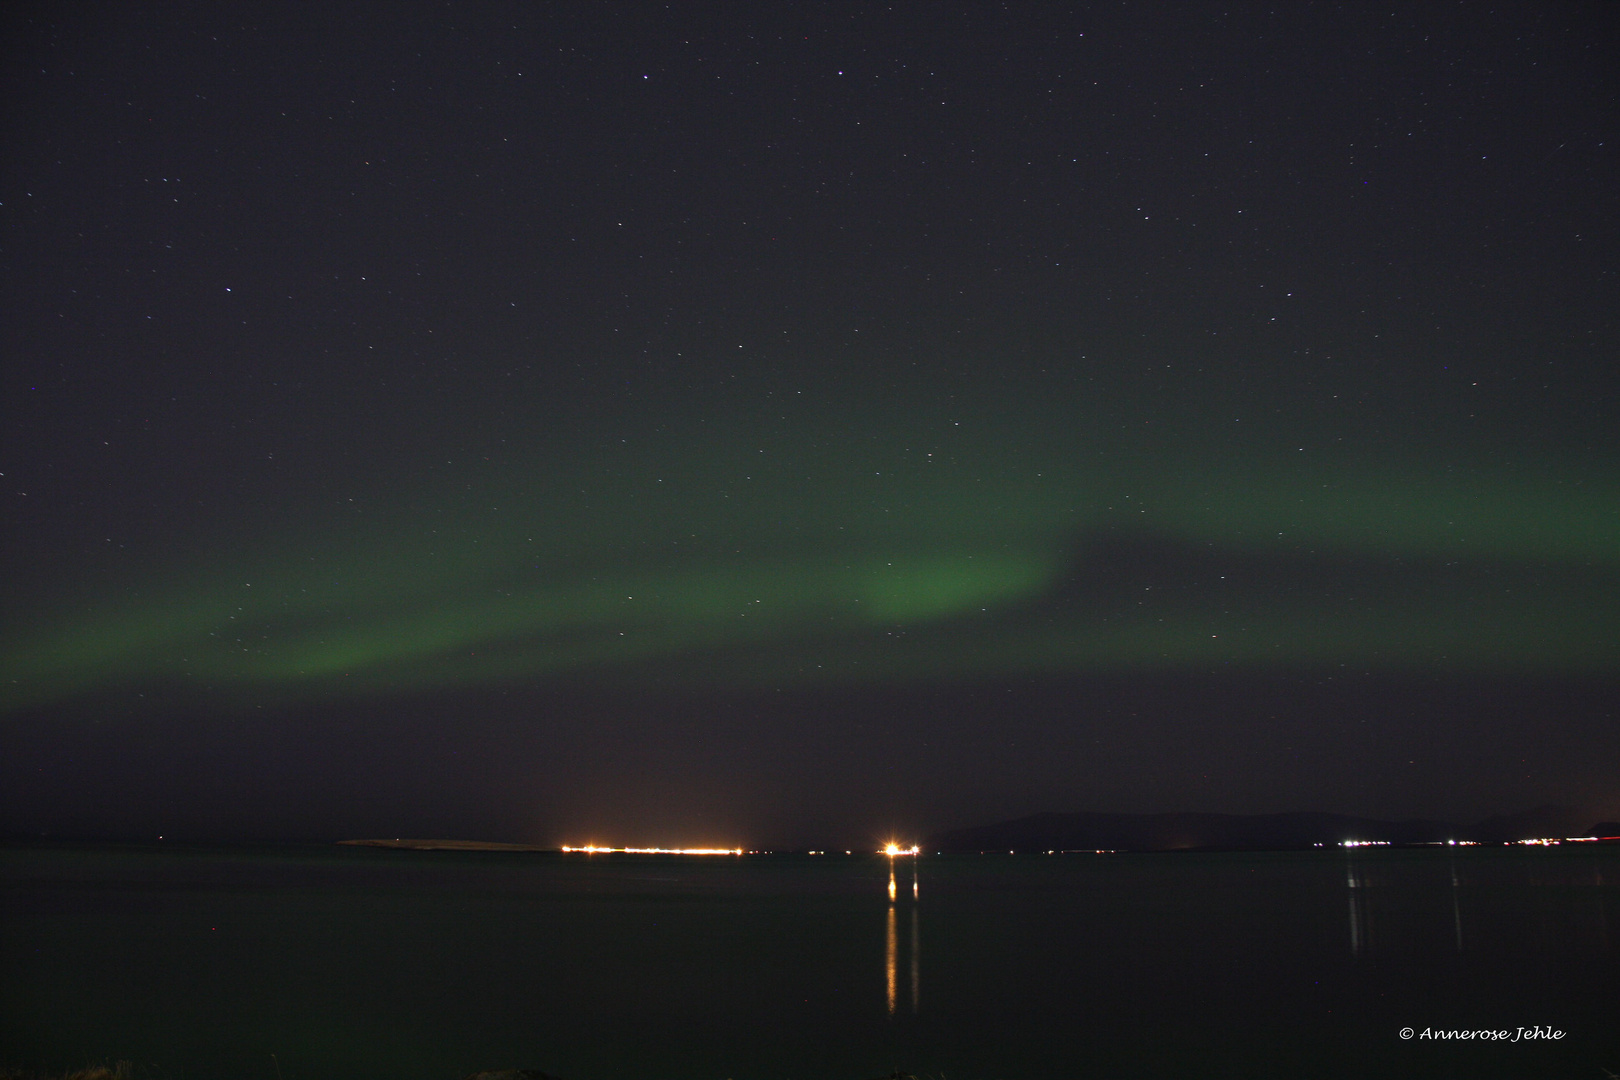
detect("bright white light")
[882,843,920,856]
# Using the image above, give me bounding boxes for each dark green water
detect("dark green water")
[2,844,1617,1079]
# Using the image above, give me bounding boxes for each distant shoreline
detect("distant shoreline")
[926,808,1620,854]
[337,838,555,852]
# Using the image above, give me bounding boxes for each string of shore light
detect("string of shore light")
[559,843,922,856]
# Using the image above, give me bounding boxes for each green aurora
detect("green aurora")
[6,394,1616,713]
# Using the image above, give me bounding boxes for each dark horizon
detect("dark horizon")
[6,671,1619,851]
[12,797,1618,853]
[3,3,1618,850]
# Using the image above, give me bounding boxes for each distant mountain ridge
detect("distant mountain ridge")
[926,806,1605,853]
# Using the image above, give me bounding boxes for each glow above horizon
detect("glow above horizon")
[4,386,1617,714]
[561,845,746,855]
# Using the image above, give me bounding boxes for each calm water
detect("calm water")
[3,843,1617,1079]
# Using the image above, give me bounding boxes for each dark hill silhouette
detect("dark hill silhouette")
[1468,804,1590,843]
[927,805,1597,853]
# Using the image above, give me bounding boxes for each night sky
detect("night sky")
[3,3,1618,848]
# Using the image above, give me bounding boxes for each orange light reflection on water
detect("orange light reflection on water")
[885,905,898,1015]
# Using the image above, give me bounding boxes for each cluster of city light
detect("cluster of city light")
[560,845,745,855]
[883,843,920,856]
[1332,836,1617,849]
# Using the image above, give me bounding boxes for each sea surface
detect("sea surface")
[2,842,1617,1079]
